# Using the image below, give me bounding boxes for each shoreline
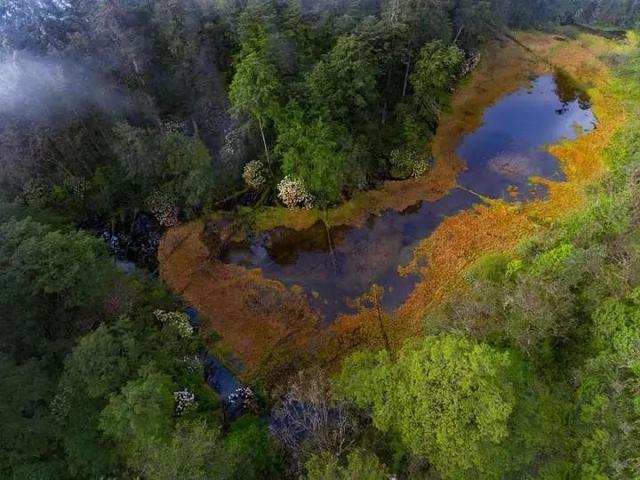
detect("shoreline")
[158,31,624,381]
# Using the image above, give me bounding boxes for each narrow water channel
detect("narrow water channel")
[224,73,597,321]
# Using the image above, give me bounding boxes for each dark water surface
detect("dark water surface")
[224,74,597,321]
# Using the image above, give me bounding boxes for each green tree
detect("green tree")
[573,292,640,479]
[134,419,233,480]
[452,0,500,46]
[100,366,176,455]
[55,318,144,477]
[0,218,116,360]
[337,334,538,479]
[0,355,59,478]
[276,103,347,206]
[224,416,282,480]
[61,318,143,399]
[0,215,127,478]
[305,35,379,126]
[410,40,465,126]
[112,124,214,223]
[0,217,113,310]
[383,0,453,96]
[229,21,282,166]
[305,450,389,480]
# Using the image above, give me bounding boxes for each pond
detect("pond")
[223,73,597,322]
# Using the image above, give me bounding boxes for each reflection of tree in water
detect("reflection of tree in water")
[264,221,351,266]
[554,69,591,113]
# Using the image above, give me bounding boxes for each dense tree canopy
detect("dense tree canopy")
[2,1,640,479]
[337,335,553,479]
[0,0,568,222]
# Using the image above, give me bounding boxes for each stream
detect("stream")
[223,73,597,322]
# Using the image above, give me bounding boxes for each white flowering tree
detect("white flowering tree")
[154,309,194,338]
[174,388,197,416]
[242,159,267,190]
[146,187,179,227]
[389,148,431,179]
[277,176,314,209]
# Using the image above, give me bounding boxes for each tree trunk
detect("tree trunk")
[381,70,392,124]
[372,287,393,357]
[402,53,412,97]
[454,25,464,45]
[258,116,270,167]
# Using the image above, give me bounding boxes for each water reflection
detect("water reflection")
[223,73,597,321]
[456,74,596,200]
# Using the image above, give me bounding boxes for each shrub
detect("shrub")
[277,176,314,209]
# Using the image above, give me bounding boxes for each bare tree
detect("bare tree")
[270,367,356,471]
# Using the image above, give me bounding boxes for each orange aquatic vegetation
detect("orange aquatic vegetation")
[326,32,625,355]
[159,31,626,378]
[159,222,322,374]
[383,32,624,331]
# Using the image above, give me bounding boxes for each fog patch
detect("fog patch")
[0,52,132,123]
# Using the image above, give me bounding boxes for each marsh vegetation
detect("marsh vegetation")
[2,1,640,479]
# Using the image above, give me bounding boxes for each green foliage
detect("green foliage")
[305,35,379,125]
[529,243,575,275]
[0,217,117,364]
[7,3,640,479]
[575,0,640,28]
[133,419,233,480]
[337,335,541,479]
[0,215,127,478]
[53,304,224,478]
[224,416,282,480]
[0,217,113,310]
[573,293,640,478]
[111,124,215,222]
[430,232,610,354]
[230,16,283,167]
[230,49,282,126]
[305,450,388,480]
[61,318,142,400]
[276,103,347,206]
[467,253,511,283]
[416,42,640,478]
[100,366,176,453]
[382,0,453,47]
[411,41,465,124]
[0,355,57,477]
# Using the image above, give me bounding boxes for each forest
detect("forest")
[2,0,640,479]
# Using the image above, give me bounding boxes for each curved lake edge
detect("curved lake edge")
[233,37,547,234]
[159,31,623,378]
